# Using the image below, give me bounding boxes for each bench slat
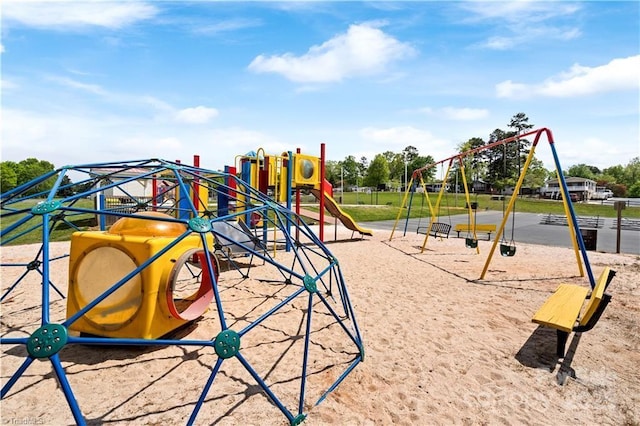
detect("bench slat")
[532,284,589,332]
[454,224,496,232]
[453,223,496,239]
[417,222,451,238]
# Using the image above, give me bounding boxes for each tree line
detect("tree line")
[323,113,640,198]
[1,158,75,196]
[1,112,638,197]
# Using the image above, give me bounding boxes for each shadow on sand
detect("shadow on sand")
[515,325,582,385]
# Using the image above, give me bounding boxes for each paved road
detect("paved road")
[366,211,640,255]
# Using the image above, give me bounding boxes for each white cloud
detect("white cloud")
[140,96,174,112]
[407,106,490,122]
[440,107,489,121]
[478,25,581,50]
[459,1,582,50]
[550,136,635,170]
[44,75,219,124]
[460,1,581,23]
[0,43,5,53]
[482,36,517,51]
[359,126,451,158]
[354,126,455,169]
[47,75,108,96]
[205,128,290,156]
[194,18,262,35]
[495,80,529,98]
[361,126,432,145]
[175,106,219,124]
[418,106,489,121]
[248,23,416,83]
[496,55,640,98]
[1,109,105,161]
[115,136,184,157]
[1,79,19,91]
[2,0,158,30]
[0,108,282,171]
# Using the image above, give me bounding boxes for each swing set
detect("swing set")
[412,165,451,240]
[499,140,518,257]
[390,128,599,287]
[390,154,483,255]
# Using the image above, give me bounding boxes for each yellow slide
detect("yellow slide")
[310,189,373,237]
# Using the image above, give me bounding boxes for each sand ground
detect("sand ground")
[1,228,639,425]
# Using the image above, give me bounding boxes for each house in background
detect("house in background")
[541,176,597,201]
[90,167,161,226]
[470,179,493,194]
[90,167,155,198]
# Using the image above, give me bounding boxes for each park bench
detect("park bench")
[417,222,451,239]
[453,223,497,240]
[540,214,604,228]
[539,213,566,225]
[532,267,616,357]
[613,218,640,231]
[579,215,604,228]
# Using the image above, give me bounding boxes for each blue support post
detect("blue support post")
[98,194,106,230]
[549,142,596,288]
[241,159,252,225]
[218,166,231,217]
[403,183,416,236]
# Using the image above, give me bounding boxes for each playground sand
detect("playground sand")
[1,229,639,425]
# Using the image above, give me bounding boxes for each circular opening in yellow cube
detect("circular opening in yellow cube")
[165,249,219,321]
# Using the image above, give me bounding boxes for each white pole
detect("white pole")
[340,166,344,203]
[356,170,359,204]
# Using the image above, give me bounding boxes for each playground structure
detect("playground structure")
[390,128,598,288]
[0,158,364,425]
[231,143,372,241]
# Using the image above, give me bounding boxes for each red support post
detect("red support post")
[259,156,269,194]
[319,143,326,242]
[228,166,237,197]
[152,175,158,210]
[296,148,301,243]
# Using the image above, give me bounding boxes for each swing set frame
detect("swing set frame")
[390,128,597,288]
[499,139,518,257]
[391,154,481,252]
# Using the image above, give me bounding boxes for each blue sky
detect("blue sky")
[1,1,638,175]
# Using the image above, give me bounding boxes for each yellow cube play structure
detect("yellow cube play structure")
[66,212,217,339]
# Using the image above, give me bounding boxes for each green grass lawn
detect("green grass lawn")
[325,192,640,221]
[1,193,638,246]
[1,198,97,246]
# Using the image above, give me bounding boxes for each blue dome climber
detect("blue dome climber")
[1,158,364,425]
